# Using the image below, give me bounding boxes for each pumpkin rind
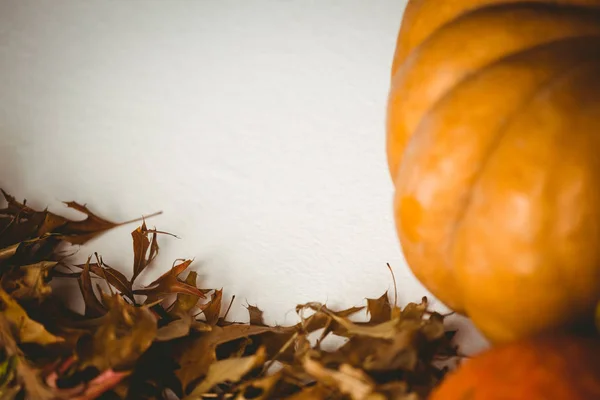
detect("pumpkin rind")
[388,1,600,343]
[429,335,600,400]
[391,0,600,77]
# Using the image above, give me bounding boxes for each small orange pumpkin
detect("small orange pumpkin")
[387,0,600,343]
[429,334,600,400]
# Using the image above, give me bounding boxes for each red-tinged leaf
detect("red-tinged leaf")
[70,369,130,400]
[78,257,106,318]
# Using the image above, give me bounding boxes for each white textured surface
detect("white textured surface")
[0,1,488,355]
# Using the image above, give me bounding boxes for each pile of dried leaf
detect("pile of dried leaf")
[0,189,460,400]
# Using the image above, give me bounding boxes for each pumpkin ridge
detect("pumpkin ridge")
[393,40,600,313]
[448,58,600,274]
[391,0,600,77]
[455,61,600,342]
[437,50,600,267]
[391,0,600,73]
[386,3,600,181]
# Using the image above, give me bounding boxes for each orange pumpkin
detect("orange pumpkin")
[387,1,600,343]
[428,334,600,400]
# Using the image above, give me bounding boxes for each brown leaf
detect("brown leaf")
[0,287,64,345]
[170,271,205,316]
[1,261,55,301]
[183,347,267,399]
[283,384,333,400]
[246,303,265,326]
[234,371,283,400]
[175,323,293,394]
[130,222,157,282]
[78,257,107,318]
[303,358,376,400]
[366,291,391,324]
[298,303,399,339]
[94,261,133,301]
[203,289,223,325]
[78,294,157,371]
[155,312,193,342]
[134,260,206,304]
[56,201,161,245]
[0,243,19,261]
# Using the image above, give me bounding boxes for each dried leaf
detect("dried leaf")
[78,294,157,371]
[184,347,266,399]
[57,202,160,245]
[283,384,333,400]
[0,243,19,262]
[1,261,55,301]
[155,312,193,342]
[170,271,205,316]
[366,291,391,324]
[303,358,375,400]
[131,222,161,283]
[134,260,206,304]
[0,288,64,345]
[203,289,223,325]
[78,257,106,318]
[94,261,133,301]
[234,370,283,400]
[246,304,265,326]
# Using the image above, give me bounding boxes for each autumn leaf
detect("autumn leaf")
[303,358,377,400]
[203,289,223,325]
[77,294,157,371]
[283,384,333,400]
[169,271,208,316]
[1,261,55,301]
[0,189,161,247]
[77,257,107,318]
[155,312,195,342]
[71,258,134,301]
[0,243,19,262]
[0,288,64,345]
[133,259,206,304]
[233,370,283,400]
[246,303,265,326]
[366,291,391,324]
[56,202,161,245]
[183,347,267,399]
[130,222,161,283]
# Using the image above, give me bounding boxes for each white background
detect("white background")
[0,1,487,355]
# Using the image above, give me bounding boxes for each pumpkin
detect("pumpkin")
[387,1,600,343]
[428,334,600,400]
